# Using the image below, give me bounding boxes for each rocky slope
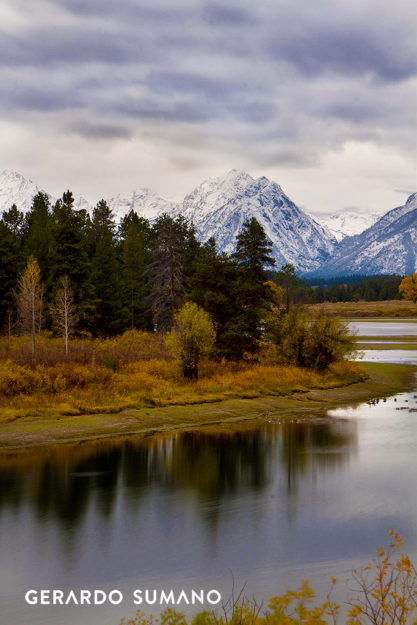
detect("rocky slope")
[308,193,417,276]
[174,170,336,271]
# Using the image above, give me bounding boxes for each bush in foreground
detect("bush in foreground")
[120,532,416,625]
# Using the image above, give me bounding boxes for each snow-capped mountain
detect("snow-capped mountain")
[174,170,336,271]
[317,210,380,241]
[0,169,175,222]
[0,169,46,213]
[0,169,92,214]
[309,193,417,276]
[2,168,416,276]
[106,189,177,222]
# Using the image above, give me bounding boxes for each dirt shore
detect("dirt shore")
[0,362,415,452]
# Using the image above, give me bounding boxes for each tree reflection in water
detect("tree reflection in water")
[0,417,357,529]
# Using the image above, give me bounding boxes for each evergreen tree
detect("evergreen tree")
[0,219,21,328]
[147,214,189,332]
[188,238,248,359]
[2,203,25,236]
[51,191,89,285]
[88,200,121,334]
[25,192,53,286]
[119,211,152,330]
[233,218,275,353]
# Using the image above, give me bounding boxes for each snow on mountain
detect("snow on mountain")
[2,168,415,276]
[174,170,336,272]
[317,210,380,241]
[309,193,417,276]
[0,169,93,214]
[106,189,177,222]
[0,169,48,213]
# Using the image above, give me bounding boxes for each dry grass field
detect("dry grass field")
[306,299,417,318]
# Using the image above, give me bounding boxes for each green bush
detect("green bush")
[269,311,356,371]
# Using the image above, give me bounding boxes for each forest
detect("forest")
[0,189,282,359]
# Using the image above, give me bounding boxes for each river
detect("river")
[0,320,416,625]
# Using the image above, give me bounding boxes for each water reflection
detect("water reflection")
[1,399,416,625]
[0,420,356,529]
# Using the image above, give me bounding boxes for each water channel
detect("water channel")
[0,320,416,625]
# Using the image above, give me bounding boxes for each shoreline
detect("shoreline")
[0,362,415,453]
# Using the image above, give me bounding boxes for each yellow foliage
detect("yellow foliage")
[120,534,416,625]
[399,273,417,304]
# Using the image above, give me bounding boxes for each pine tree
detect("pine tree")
[2,203,25,235]
[51,191,88,280]
[188,238,248,359]
[0,220,21,328]
[119,211,152,330]
[50,190,90,319]
[25,192,53,286]
[147,214,189,332]
[88,200,121,335]
[233,218,276,353]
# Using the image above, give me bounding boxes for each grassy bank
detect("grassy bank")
[307,299,417,318]
[0,361,415,452]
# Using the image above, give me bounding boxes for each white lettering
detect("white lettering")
[160,589,175,604]
[80,590,91,605]
[25,590,37,605]
[207,590,221,605]
[133,589,143,605]
[40,590,50,605]
[145,590,157,604]
[191,590,204,605]
[109,590,123,605]
[94,590,107,605]
[66,590,79,605]
[52,590,64,604]
[176,590,190,605]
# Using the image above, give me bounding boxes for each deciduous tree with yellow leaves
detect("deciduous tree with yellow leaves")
[399,273,417,304]
[17,256,44,359]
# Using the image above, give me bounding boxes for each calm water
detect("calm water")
[0,390,416,625]
[348,320,417,337]
[349,319,417,364]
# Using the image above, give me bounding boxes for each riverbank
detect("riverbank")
[0,362,415,452]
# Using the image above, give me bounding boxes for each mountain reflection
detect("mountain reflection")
[0,418,357,531]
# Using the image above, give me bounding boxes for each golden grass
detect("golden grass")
[0,355,367,423]
[306,299,417,318]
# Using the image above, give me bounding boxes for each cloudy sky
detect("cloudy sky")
[0,0,416,216]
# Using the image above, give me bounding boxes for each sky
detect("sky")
[0,0,416,216]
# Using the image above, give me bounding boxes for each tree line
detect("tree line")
[0,190,278,361]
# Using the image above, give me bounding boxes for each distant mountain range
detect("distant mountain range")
[308,192,417,277]
[0,169,415,276]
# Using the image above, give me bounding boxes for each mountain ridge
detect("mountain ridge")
[1,168,415,276]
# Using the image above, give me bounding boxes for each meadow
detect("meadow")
[306,299,417,318]
[0,330,366,425]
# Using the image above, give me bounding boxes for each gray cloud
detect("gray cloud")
[70,122,132,140]
[0,0,415,209]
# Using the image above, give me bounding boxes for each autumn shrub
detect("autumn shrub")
[269,311,357,371]
[0,360,112,396]
[165,303,216,380]
[120,532,416,625]
[0,330,168,368]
